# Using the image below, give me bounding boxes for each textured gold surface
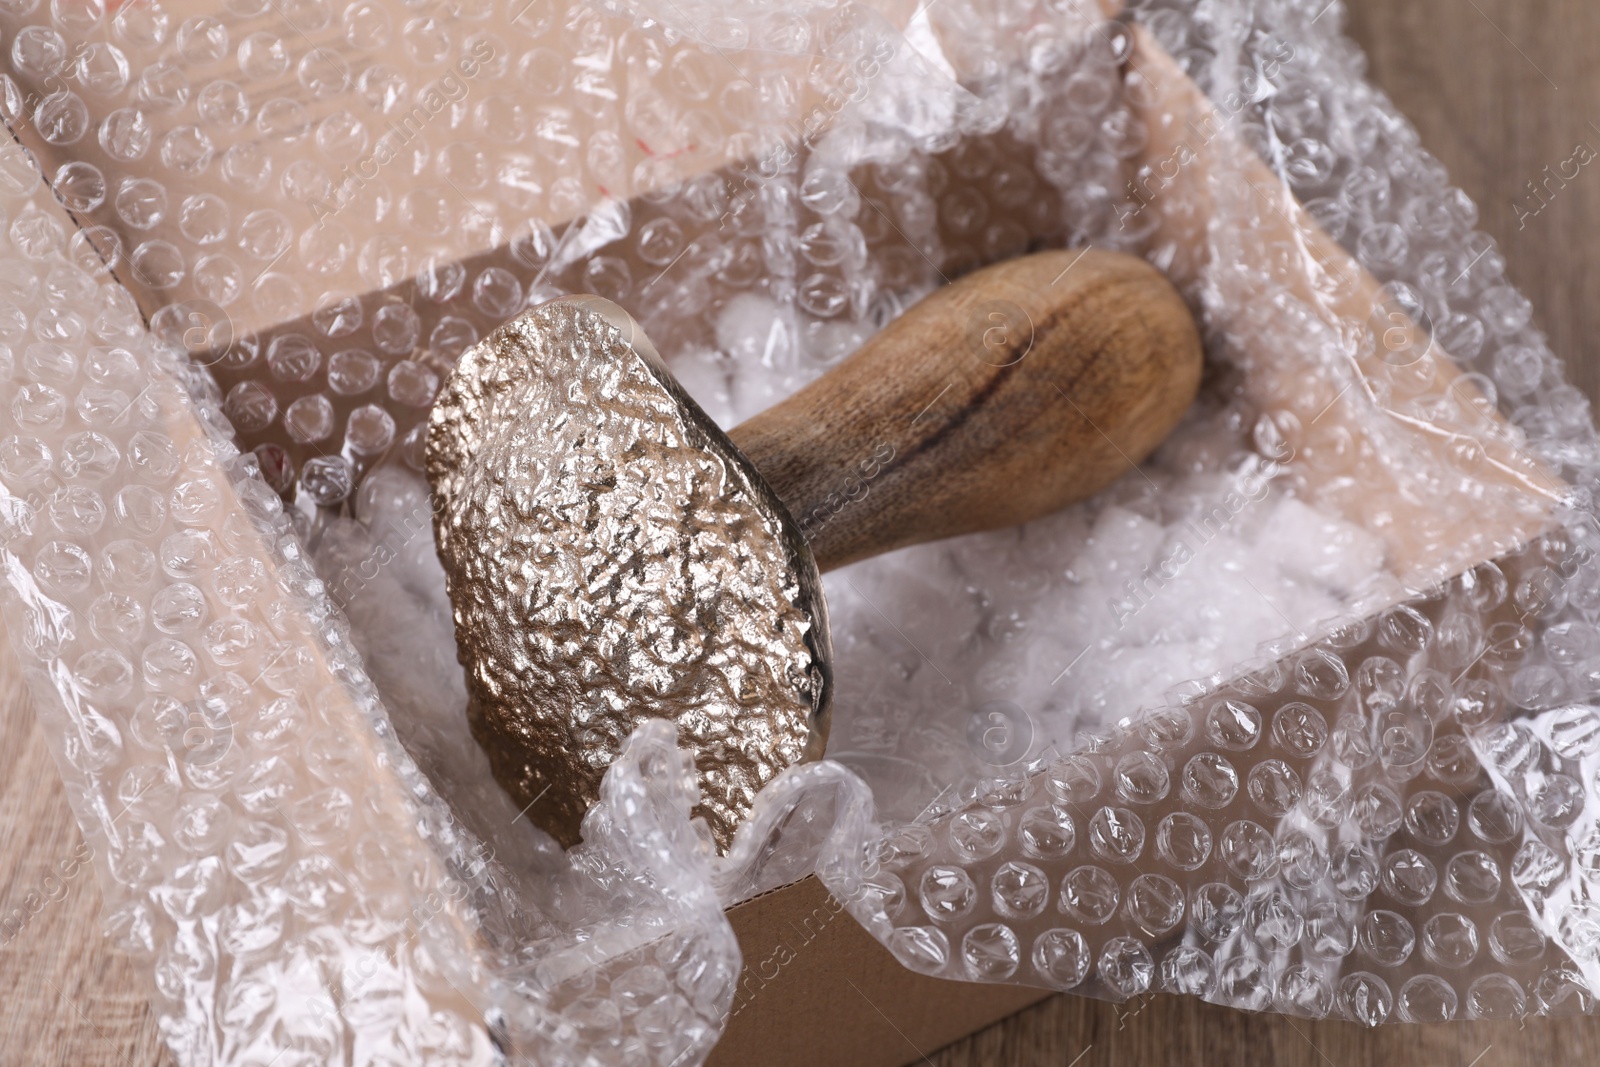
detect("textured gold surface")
[426,296,832,851]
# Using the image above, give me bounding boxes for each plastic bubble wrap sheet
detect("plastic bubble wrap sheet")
[3,0,1600,1061]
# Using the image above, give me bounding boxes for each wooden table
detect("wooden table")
[6,0,1600,1062]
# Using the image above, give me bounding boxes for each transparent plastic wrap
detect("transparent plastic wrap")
[1,0,1598,1062]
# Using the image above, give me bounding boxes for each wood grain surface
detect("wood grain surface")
[4,1,1600,1064]
[730,249,1201,572]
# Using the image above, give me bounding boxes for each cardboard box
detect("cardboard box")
[716,876,1052,1067]
[0,4,1079,1056]
[704,21,1555,1061]
[0,2,1561,1062]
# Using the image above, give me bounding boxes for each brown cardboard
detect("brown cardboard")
[0,0,1551,560]
[0,0,991,492]
[1119,21,1561,582]
[0,5,1071,1057]
[715,876,1053,1067]
[0,3,1566,1063]
[706,34,1557,1059]
[0,0,905,338]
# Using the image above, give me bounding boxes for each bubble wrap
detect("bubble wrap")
[3,0,1600,1061]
